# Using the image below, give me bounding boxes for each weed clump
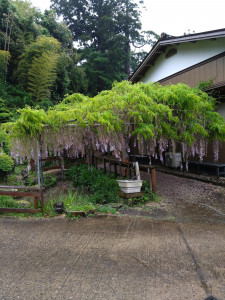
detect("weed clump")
[67,164,120,204]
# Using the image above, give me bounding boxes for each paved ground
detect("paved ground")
[1,171,225,300]
[1,215,225,300]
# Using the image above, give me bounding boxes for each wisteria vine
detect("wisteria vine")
[5,81,225,169]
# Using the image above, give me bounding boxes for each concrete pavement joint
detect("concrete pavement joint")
[177,224,212,297]
[124,217,135,237]
[53,232,96,298]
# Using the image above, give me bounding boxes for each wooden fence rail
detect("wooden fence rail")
[0,186,44,214]
[92,155,157,193]
[31,157,63,172]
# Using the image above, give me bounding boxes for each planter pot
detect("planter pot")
[117,180,143,193]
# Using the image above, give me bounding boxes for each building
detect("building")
[129,28,225,163]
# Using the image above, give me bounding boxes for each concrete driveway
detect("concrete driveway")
[0,216,224,300]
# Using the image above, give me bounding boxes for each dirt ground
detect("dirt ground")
[156,171,225,209]
[43,170,225,224]
[157,171,225,222]
[122,171,225,224]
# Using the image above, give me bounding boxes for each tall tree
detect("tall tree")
[0,0,86,113]
[18,36,61,102]
[37,10,74,49]
[0,97,11,123]
[53,50,88,98]
[0,0,40,81]
[28,52,59,102]
[51,0,118,47]
[50,0,157,93]
[116,0,142,78]
[0,50,10,81]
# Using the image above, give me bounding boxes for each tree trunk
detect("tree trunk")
[7,15,13,52]
[125,37,130,79]
[124,0,130,79]
[4,12,10,51]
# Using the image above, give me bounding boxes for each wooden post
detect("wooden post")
[37,140,41,188]
[40,158,44,187]
[30,159,35,172]
[119,161,122,178]
[85,147,88,164]
[34,196,38,209]
[109,157,111,174]
[61,157,64,182]
[91,151,95,166]
[40,190,44,212]
[0,186,44,214]
[151,168,157,193]
[103,158,106,173]
[95,156,98,169]
[129,165,132,179]
[148,168,153,201]
[114,161,117,177]
[148,168,151,187]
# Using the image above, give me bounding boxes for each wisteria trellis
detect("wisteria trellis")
[6,81,225,169]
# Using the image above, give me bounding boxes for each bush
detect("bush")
[0,153,14,178]
[0,128,10,155]
[0,195,23,208]
[44,190,96,216]
[140,180,153,202]
[66,203,95,213]
[37,98,54,110]
[0,98,12,123]
[67,164,120,204]
[6,174,23,186]
[26,171,37,186]
[0,82,34,111]
[43,175,57,187]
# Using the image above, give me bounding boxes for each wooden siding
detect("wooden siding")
[204,142,225,164]
[159,55,225,164]
[160,54,225,87]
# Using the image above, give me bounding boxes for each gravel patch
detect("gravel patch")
[154,171,225,223]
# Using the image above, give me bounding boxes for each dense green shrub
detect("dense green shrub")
[0,128,10,154]
[0,195,22,208]
[38,98,55,110]
[43,174,57,187]
[0,98,12,123]
[67,164,120,204]
[25,171,37,186]
[0,153,14,176]
[44,190,96,216]
[6,174,23,186]
[0,82,34,116]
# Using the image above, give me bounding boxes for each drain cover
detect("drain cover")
[205,296,218,300]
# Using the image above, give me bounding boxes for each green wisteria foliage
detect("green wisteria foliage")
[4,81,225,165]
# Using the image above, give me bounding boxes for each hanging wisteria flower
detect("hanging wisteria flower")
[3,81,225,167]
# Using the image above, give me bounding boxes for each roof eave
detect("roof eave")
[129,28,225,83]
